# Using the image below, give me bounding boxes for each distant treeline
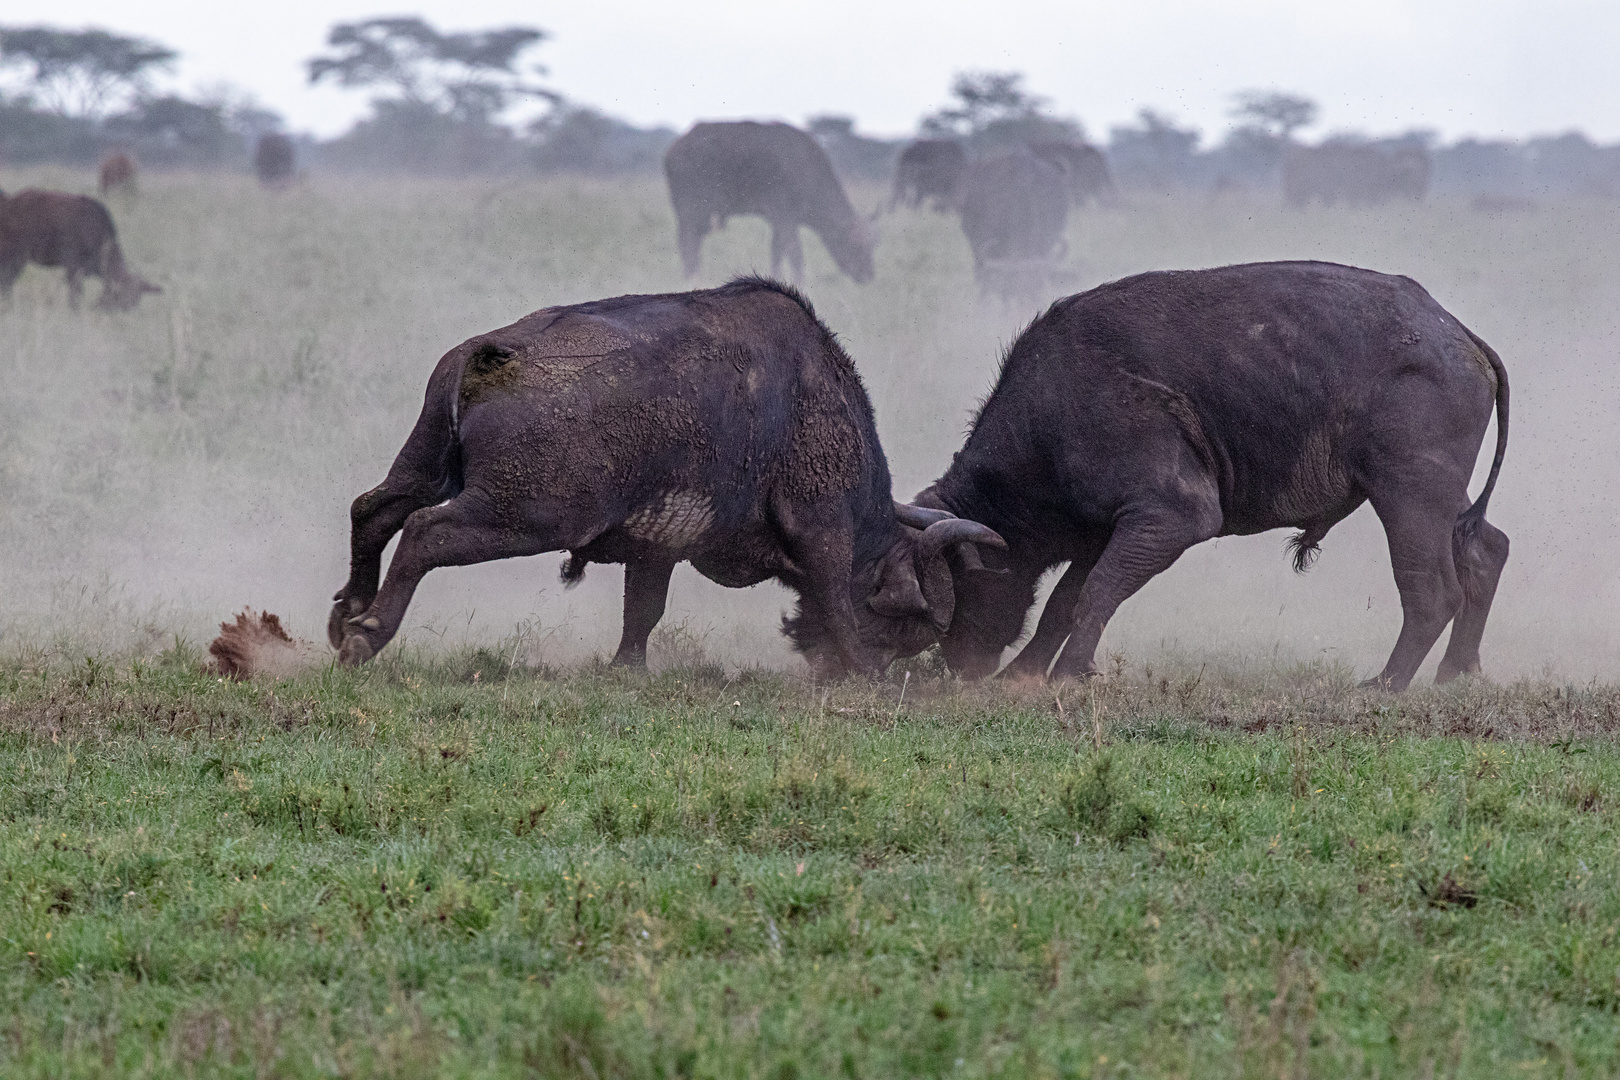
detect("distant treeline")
[2,21,1618,200]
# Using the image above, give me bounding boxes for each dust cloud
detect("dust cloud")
[0,167,1614,682]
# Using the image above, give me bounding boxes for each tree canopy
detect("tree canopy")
[1229,90,1318,141]
[307,17,555,124]
[0,26,175,118]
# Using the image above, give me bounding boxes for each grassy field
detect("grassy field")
[1,167,1620,1076]
[4,651,1620,1077]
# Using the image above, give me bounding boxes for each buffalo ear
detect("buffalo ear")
[868,554,928,619]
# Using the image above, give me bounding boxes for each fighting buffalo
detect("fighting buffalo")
[330,277,1003,677]
[908,261,1509,692]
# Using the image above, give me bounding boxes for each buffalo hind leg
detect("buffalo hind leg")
[337,494,552,666]
[1048,497,1221,681]
[612,557,677,668]
[769,219,804,282]
[1365,486,1469,691]
[1001,538,1108,680]
[1435,517,1509,683]
[329,482,441,648]
[65,269,84,310]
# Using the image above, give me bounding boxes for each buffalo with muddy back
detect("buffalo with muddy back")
[330,277,1002,677]
[909,261,1509,692]
[663,122,876,284]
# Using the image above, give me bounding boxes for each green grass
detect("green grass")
[4,652,1620,1077]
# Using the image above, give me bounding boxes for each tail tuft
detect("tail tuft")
[560,552,587,586]
[1287,528,1324,574]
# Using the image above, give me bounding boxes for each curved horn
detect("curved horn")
[893,500,954,529]
[917,518,1006,561]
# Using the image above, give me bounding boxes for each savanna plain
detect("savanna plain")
[1,168,1620,1077]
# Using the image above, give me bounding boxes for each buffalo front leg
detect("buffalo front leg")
[336,494,552,666]
[1000,538,1108,680]
[65,270,83,310]
[675,211,708,277]
[1435,518,1510,683]
[1365,486,1470,691]
[769,219,804,282]
[1047,500,1221,681]
[329,483,439,648]
[612,557,677,668]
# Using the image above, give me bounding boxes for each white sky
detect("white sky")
[4,0,1618,144]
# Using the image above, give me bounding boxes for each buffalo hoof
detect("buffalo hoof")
[337,634,374,668]
[327,596,366,649]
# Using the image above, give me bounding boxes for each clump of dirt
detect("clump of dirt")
[208,609,318,680]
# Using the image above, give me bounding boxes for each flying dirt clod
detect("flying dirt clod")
[208,609,319,680]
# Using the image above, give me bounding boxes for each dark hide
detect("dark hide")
[916,261,1510,692]
[1283,143,1429,207]
[890,139,967,211]
[957,152,1070,299]
[0,189,160,310]
[663,122,875,283]
[255,134,296,188]
[98,151,137,196]
[330,277,1002,676]
[1028,141,1115,207]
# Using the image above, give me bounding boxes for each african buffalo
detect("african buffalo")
[957,152,1069,298]
[890,139,968,211]
[1283,143,1429,207]
[98,151,137,196]
[0,189,160,310]
[909,261,1509,692]
[255,133,296,188]
[663,122,876,283]
[1029,140,1115,207]
[330,277,1002,676]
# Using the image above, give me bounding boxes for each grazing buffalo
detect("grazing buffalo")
[957,152,1069,298]
[98,151,137,196]
[1283,143,1429,207]
[663,122,876,283]
[254,133,296,188]
[329,277,1003,676]
[908,261,1510,692]
[1029,140,1115,206]
[0,189,160,310]
[890,139,968,210]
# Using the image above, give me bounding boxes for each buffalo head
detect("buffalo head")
[98,273,161,311]
[822,212,878,284]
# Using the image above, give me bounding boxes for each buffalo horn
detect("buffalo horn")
[893,500,954,529]
[917,518,1006,562]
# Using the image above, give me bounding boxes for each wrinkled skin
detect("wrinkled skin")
[0,189,160,310]
[664,122,876,284]
[329,277,1000,678]
[916,261,1510,692]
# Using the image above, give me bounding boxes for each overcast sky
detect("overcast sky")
[5,0,1619,144]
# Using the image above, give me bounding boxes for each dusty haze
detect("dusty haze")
[0,168,1614,681]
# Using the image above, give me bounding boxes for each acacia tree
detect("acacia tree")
[307,17,556,125]
[919,71,1083,152]
[1229,90,1318,142]
[0,26,175,118]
